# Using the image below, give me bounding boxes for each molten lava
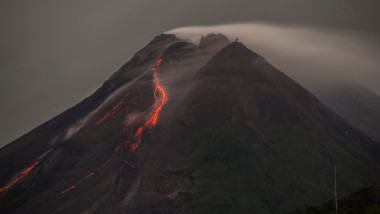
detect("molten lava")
[61,58,168,194]
[93,94,129,126]
[125,58,167,151]
[1,58,168,195]
[0,161,39,192]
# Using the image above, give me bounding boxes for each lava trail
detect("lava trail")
[61,146,120,194]
[61,58,168,194]
[125,59,168,151]
[1,58,167,195]
[0,161,40,192]
[80,84,143,135]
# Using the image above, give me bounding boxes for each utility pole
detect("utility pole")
[335,165,338,214]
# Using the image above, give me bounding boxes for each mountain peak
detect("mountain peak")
[199,33,230,49]
[195,40,261,80]
[217,40,259,58]
[145,33,179,47]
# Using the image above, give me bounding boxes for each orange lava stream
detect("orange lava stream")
[2,59,167,195]
[126,58,167,151]
[80,93,136,135]
[61,58,167,194]
[93,95,129,126]
[0,161,39,192]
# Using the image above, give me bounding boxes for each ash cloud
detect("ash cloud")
[167,23,380,96]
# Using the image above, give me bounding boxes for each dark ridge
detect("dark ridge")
[144,33,178,47]
[194,41,261,79]
[222,41,257,53]
[212,41,260,60]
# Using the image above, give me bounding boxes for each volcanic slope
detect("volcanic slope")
[0,33,230,213]
[0,34,180,187]
[316,82,380,142]
[162,41,380,213]
[0,34,379,214]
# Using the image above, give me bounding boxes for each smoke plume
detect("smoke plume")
[167,22,380,95]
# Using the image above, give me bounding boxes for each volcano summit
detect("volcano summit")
[0,33,379,214]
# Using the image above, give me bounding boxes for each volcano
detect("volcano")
[0,33,379,214]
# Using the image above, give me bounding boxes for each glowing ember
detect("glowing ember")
[0,161,39,192]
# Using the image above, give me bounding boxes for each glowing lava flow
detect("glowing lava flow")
[81,92,134,134]
[80,80,146,135]
[61,58,168,194]
[0,161,39,192]
[93,94,130,126]
[1,59,167,195]
[125,58,168,152]
[146,60,168,128]
[61,146,120,194]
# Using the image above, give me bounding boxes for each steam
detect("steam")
[166,22,380,95]
[63,70,147,140]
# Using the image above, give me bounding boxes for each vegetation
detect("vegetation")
[289,187,380,214]
[160,117,380,213]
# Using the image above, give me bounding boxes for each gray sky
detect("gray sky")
[1,0,380,148]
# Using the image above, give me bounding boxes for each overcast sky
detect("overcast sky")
[1,0,380,148]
